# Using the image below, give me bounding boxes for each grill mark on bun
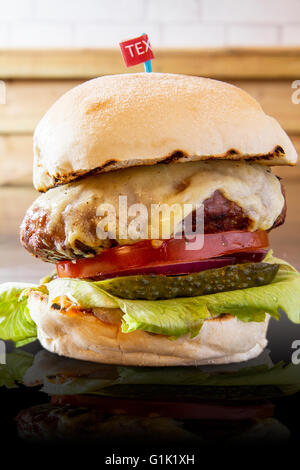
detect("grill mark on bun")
[39,146,289,193]
[160,150,188,164]
[245,145,286,162]
[274,145,285,155]
[226,148,240,156]
[49,160,121,191]
[39,145,285,192]
[42,153,191,192]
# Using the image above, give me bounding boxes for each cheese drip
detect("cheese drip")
[26,160,284,258]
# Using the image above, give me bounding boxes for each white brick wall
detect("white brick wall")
[35,0,144,22]
[202,0,300,24]
[147,0,201,23]
[282,25,300,45]
[10,22,73,47]
[226,25,279,46]
[0,0,33,20]
[162,24,225,47]
[0,0,299,48]
[0,24,9,47]
[73,22,162,47]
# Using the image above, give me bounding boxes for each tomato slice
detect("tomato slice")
[57,231,269,280]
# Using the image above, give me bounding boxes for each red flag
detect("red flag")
[119,34,154,68]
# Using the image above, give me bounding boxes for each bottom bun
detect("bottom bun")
[28,291,270,366]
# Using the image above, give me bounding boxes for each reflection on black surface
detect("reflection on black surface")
[1,346,300,447]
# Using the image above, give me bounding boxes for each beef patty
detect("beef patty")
[21,189,286,263]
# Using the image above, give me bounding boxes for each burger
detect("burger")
[0,73,300,365]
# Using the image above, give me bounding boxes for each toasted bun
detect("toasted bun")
[28,291,270,366]
[33,73,297,192]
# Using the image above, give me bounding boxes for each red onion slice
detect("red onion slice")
[93,250,268,280]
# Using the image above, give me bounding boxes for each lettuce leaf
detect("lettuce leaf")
[119,298,210,338]
[47,278,117,309]
[46,278,212,337]
[1,254,300,343]
[263,250,298,272]
[46,265,300,338]
[0,283,37,346]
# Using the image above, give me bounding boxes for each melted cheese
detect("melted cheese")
[30,160,284,257]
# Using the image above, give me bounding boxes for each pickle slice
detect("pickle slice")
[100,262,279,300]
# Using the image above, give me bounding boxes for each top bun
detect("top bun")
[33,73,297,192]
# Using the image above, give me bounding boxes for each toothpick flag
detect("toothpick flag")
[119,34,154,72]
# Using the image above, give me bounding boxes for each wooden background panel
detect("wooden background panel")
[0,238,49,283]
[0,135,33,185]
[0,187,37,235]
[0,80,80,133]
[0,79,299,135]
[231,81,300,135]
[1,49,300,79]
